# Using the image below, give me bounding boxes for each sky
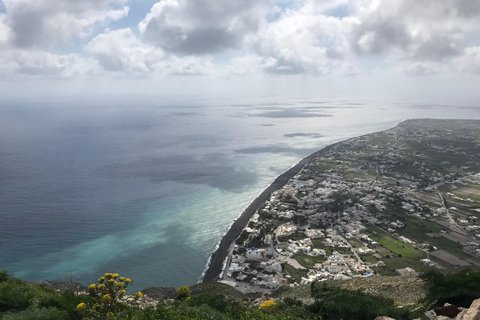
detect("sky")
[1,0,480,102]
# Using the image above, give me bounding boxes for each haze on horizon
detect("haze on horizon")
[0,0,480,104]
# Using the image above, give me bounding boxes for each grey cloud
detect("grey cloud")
[140,0,271,55]
[4,0,128,49]
[456,0,480,18]
[9,4,48,48]
[326,47,344,60]
[411,34,461,61]
[144,25,241,55]
[352,20,410,55]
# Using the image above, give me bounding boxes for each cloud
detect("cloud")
[349,0,480,63]
[87,28,215,75]
[139,0,272,55]
[252,2,353,75]
[2,0,129,49]
[455,46,480,75]
[0,49,98,78]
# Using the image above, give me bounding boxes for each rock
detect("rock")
[30,280,87,292]
[461,298,480,320]
[424,310,437,320]
[435,304,461,318]
[374,317,397,320]
[141,287,177,300]
[438,316,453,320]
[413,306,425,313]
[456,309,467,320]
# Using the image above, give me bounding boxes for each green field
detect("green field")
[283,263,308,283]
[367,225,424,258]
[294,252,327,268]
[349,238,365,248]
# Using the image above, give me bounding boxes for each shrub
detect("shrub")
[310,281,415,320]
[176,286,191,301]
[422,269,480,307]
[38,291,96,320]
[1,307,68,320]
[259,300,275,309]
[0,271,10,283]
[77,273,141,319]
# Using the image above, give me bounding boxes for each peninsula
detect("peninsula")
[203,119,480,295]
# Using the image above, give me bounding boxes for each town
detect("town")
[218,119,480,294]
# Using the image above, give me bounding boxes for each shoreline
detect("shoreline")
[202,120,409,282]
[202,143,338,282]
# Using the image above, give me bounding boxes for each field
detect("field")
[293,252,327,268]
[283,263,308,283]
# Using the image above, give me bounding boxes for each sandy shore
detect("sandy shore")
[202,144,336,282]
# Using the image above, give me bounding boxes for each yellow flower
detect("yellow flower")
[259,300,275,309]
[76,302,87,311]
[104,273,113,279]
[125,278,132,283]
[102,294,112,303]
[108,279,116,284]
[112,273,119,278]
[119,289,126,294]
[116,282,124,287]
[106,312,114,318]
[119,277,125,281]
[88,284,96,290]
[98,277,105,283]
[136,291,143,298]
[98,284,105,289]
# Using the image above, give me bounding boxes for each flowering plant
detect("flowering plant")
[77,273,142,319]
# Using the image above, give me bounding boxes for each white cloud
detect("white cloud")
[252,1,355,75]
[0,49,98,78]
[139,0,272,55]
[455,46,480,75]
[87,28,215,76]
[0,13,10,47]
[2,0,129,49]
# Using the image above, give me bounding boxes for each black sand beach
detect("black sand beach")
[202,145,335,282]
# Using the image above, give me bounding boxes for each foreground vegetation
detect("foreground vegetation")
[1,269,480,320]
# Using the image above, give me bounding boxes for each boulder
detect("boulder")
[460,298,480,320]
[435,304,461,318]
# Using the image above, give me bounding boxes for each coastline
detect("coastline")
[202,120,408,283]
[202,143,338,282]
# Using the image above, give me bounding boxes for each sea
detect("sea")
[1,95,479,290]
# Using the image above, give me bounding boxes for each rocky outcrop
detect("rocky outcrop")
[459,298,480,320]
[141,287,177,300]
[30,280,87,292]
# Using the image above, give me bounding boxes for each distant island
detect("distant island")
[204,119,480,295]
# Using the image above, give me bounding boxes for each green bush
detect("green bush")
[0,271,10,283]
[0,279,53,313]
[38,292,96,320]
[422,269,480,307]
[310,281,416,320]
[2,307,68,320]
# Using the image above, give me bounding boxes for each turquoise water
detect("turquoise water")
[1,95,479,290]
